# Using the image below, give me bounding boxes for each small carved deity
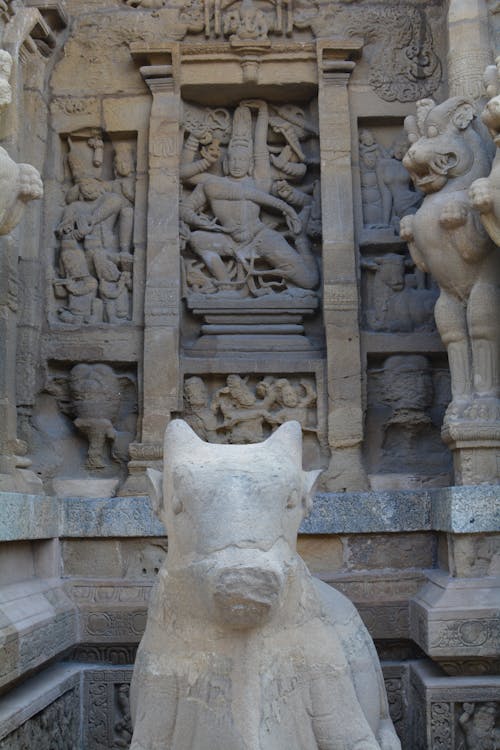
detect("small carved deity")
[182,374,318,444]
[359,129,422,234]
[180,99,320,298]
[114,684,133,748]
[183,376,220,442]
[361,253,437,333]
[69,363,120,469]
[224,0,271,44]
[53,133,135,325]
[359,129,384,228]
[458,702,499,750]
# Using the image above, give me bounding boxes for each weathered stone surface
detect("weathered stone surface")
[130,421,400,749]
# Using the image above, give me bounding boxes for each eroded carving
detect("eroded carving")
[183,374,318,444]
[365,355,452,488]
[359,129,422,236]
[180,99,320,300]
[69,364,121,469]
[53,131,135,326]
[130,421,401,749]
[361,253,437,333]
[458,701,500,749]
[401,97,500,437]
[0,690,79,750]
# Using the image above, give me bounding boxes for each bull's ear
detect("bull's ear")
[452,100,475,130]
[164,419,203,459]
[302,469,322,516]
[146,468,163,517]
[265,421,302,461]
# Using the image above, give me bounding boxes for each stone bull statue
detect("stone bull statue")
[130,420,401,750]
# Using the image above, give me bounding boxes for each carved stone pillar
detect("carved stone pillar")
[448,0,492,100]
[122,46,182,494]
[316,41,368,492]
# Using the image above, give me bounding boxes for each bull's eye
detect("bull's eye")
[286,489,299,509]
[427,125,438,138]
[172,495,183,515]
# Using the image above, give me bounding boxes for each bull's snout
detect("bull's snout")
[213,566,284,629]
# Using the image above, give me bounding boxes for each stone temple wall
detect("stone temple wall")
[0,0,498,748]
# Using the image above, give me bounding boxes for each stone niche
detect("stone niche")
[29,362,138,496]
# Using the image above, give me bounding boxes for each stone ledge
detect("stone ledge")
[0,578,78,692]
[0,485,498,541]
[0,662,81,741]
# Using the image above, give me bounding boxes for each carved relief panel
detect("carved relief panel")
[180,98,322,350]
[50,129,136,328]
[179,373,326,467]
[28,363,137,494]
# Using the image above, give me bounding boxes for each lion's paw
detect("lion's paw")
[399,215,414,242]
[440,201,469,229]
[469,178,494,214]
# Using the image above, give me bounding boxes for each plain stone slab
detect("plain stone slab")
[60,495,166,537]
[0,493,58,541]
[430,485,500,533]
[0,486,498,541]
[303,490,432,533]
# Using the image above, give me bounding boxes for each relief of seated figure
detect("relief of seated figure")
[180,100,320,297]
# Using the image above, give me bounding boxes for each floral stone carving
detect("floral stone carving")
[401,96,500,483]
[130,420,401,749]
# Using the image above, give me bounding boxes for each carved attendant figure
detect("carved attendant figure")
[401,97,499,424]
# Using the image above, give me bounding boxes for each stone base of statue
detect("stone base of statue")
[185,291,320,352]
[442,418,500,486]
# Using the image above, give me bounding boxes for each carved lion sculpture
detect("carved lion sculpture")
[400,97,499,423]
[130,420,401,750]
[469,59,500,246]
[0,146,43,235]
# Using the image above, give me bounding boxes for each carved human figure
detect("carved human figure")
[401,97,500,423]
[130,420,401,750]
[114,684,133,747]
[180,100,319,293]
[260,378,317,431]
[212,374,273,443]
[359,129,384,228]
[361,253,436,333]
[183,376,220,442]
[111,142,136,254]
[57,175,133,323]
[376,135,423,231]
[53,236,100,325]
[469,58,500,246]
[69,363,120,469]
[459,702,499,749]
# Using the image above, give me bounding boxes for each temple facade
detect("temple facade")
[0,0,498,747]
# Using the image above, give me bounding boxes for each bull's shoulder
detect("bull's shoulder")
[312,577,361,626]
